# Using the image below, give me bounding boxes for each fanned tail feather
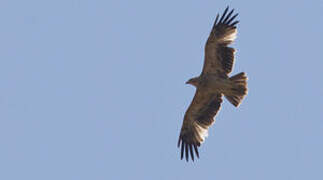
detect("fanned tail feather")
[225,72,248,107]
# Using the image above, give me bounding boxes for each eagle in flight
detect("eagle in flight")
[178,7,248,161]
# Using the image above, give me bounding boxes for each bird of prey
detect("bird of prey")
[178,7,248,161]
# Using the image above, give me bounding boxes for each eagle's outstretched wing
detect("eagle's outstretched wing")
[202,6,239,75]
[178,91,223,161]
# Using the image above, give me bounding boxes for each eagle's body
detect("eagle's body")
[188,75,232,94]
[178,7,248,161]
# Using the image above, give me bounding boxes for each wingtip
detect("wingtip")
[227,13,239,25]
[223,8,235,24]
[219,6,229,23]
[185,143,189,161]
[179,141,201,162]
[180,141,184,160]
[177,138,181,148]
[193,144,200,159]
[231,20,239,26]
[189,144,194,161]
[214,13,219,25]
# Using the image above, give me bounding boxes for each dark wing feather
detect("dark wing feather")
[202,6,239,75]
[178,91,223,161]
[196,94,222,126]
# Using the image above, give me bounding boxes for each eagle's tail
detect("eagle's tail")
[225,72,248,107]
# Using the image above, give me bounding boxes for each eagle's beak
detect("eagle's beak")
[185,80,189,84]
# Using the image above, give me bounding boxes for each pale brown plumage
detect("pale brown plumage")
[178,6,248,161]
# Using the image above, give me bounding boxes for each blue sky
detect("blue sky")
[1,0,323,179]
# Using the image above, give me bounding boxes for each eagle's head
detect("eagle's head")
[186,77,200,87]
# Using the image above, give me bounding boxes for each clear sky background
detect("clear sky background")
[1,0,323,179]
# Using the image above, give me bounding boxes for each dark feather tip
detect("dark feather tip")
[219,6,229,23]
[189,144,194,161]
[177,138,181,148]
[231,20,239,26]
[227,13,238,25]
[185,143,189,161]
[223,9,234,24]
[214,14,219,25]
[180,141,184,160]
[193,144,199,158]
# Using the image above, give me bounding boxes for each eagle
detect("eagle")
[178,7,248,161]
